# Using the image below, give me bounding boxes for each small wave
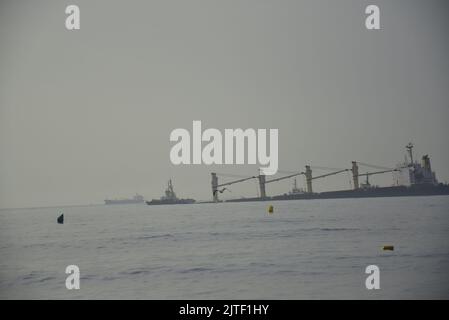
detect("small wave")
[135,233,174,240]
[22,271,39,280]
[178,267,214,273]
[274,270,299,275]
[414,252,449,259]
[100,275,121,281]
[20,272,56,284]
[261,219,304,224]
[319,228,359,231]
[39,276,55,282]
[195,288,226,296]
[121,269,151,276]
[208,232,235,237]
[119,265,171,276]
[248,262,277,267]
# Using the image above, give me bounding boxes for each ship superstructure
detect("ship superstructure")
[394,143,438,186]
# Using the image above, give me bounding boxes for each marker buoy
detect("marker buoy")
[382,245,394,251]
[268,205,274,214]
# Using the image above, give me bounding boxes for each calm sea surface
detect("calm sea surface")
[1,196,448,299]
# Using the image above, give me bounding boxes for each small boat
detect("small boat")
[146,180,195,205]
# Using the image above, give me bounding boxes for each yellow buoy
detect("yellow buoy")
[268,205,274,214]
[382,245,394,251]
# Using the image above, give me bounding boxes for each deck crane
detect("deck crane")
[351,161,399,189]
[211,173,257,202]
[262,171,305,198]
[357,169,399,188]
[305,166,350,193]
[260,167,349,197]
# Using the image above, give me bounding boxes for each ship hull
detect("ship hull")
[146,199,196,205]
[225,184,449,203]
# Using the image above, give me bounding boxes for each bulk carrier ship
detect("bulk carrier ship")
[214,143,449,203]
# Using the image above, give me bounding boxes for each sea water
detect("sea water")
[1,196,448,299]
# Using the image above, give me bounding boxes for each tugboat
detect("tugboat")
[146,179,196,205]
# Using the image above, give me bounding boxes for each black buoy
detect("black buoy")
[57,214,64,224]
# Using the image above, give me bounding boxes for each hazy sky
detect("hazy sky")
[1,0,448,208]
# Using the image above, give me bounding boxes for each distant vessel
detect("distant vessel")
[105,194,145,205]
[146,180,195,205]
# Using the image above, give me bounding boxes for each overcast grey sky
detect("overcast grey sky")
[1,0,448,208]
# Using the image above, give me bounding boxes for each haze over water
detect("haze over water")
[1,196,448,299]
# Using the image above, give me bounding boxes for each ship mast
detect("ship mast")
[406,142,414,166]
[165,179,177,200]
